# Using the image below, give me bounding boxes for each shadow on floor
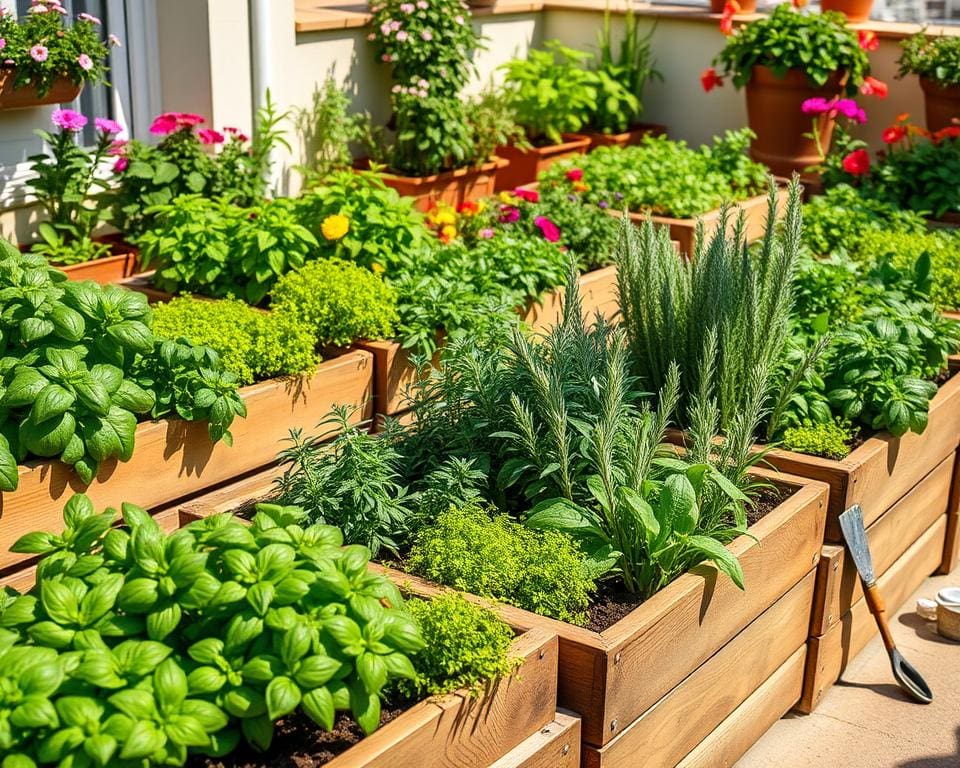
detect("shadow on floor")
[897,726,960,767]
[897,613,958,645]
[833,679,917,703]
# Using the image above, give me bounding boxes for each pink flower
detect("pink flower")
[109,34,122,47]
[367,33,376,41]
[94,117,122,135]
[565,168,584,182]
[224,126,249,142]
[860,76,888,99]
[175,112,205,127]
[390,20,401,30]
[534,215,560,242]
[479,228,495,239]
[0,39,5,51]
[380,22,392,35]
[835,98,867,124]
[198,128,224,145]
[396,30,408,41]
[418,78,429,88]
[78,12,101,24]
[417,0,429,7]
[400,2,415,11]
[77,54,93,71]
[421,29,433,41]
[801,97,833,115]
[28,5,49,13]
[150,113,179,135]
[30,45,49,62]
[499,205,520,224]
[455,14,464,22]
[108,139,128,156]
[113,157,129,173]
[381,53,392,62]
[51,109,88,132]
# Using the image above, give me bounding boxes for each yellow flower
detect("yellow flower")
[371,262,385,275]
[434,210,457,226]
[499,191,517,204]
[440,225,457,242]
[321,214,350,241]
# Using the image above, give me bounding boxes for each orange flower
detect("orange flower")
[457,201,479,216]
[791,0,807,8]
[882,125,907,144]
[857,30,879,52]
[860,76,888,99]
[895,112,910,123]
[719,0,739,35]
[701,67,724,92]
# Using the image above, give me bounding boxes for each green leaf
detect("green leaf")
[301,686,335,730]
[687,535,744,590]
[265,676,301,720]
[119,720,167,760]
[525,498,607,540]
[41,581,80,625]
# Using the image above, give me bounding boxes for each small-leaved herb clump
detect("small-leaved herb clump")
[401,593,520,698]
[273,407,414,556]
[0,242,244,490]
[151,297,318,385]
[407,505,595,625]
[781,421,854,460]
[541,130,767,219]
[270,258,398,347]
[898,32,960,88]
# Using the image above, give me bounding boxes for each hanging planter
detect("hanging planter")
[919,77,960,133]
[0,67,83,110]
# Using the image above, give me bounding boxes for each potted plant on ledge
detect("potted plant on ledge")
[899,32,960,133]
[366,0,518,211]
[0,1,115,110]
[705,5,873,176]
[495,41,596,190]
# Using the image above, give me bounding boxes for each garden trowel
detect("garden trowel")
[837,504,933,704]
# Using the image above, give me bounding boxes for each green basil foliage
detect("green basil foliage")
[0,242,244,490]
[0,494,425,766]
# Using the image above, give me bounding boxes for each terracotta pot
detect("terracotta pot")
[19,236,143,285]
[745,66,844,177]
[820,0,873,21]
[920,77,960,133]
[494,133,591,191]
[370,157,508,213]
[0,67,83,110]
[583,122,667,150]
[709,0,757,12]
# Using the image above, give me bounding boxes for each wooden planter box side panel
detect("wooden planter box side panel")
[326,630,558,768]
[809,455,954,636]
[799,514,947,713]
[594,477,825,746]
[0,352,373,572]
[582,571,815,768]
[488,712,581,768]
[939,447,960,574]
[523,266,619,334]
[765,369,960,536]
[675,646,807,768]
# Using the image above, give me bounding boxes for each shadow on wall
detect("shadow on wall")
[0,199,42,246]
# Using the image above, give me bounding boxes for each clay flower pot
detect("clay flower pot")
[370,157,508,213]
[745,66,844,177]
[709,0,757,12]
[0,67,83,110]
[920,77,960,133]
[820,0,874,22]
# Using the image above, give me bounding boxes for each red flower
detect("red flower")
[791,0,807,8]
[933,125,960,143]
[457,201,479,215]
[860,76,888,99]
[882,125,907,144]
[565,168,584,182]
[719,0,739,35]
[858,30,879,51]
[842,148,871,176]
[701,67,723,92]
[513,187,540,203]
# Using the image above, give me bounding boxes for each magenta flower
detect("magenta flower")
[835,98,867,124]
[77,53,93,71]
[224,126,249,142]
[0,39,6,51]
[78,12,101,24]
[150,113,178,135]
[534,215,561,243]
[113,157,129,174]
[30,45,49,62]
[94,117,122,135]
[198,128,224,145]
[499,205,520,224]
[800,98,833,116]
[51,109,88,132]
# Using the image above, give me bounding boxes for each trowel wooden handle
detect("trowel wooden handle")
[864,582,897,653]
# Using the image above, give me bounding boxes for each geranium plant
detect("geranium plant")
[0,0,115,97]
[27,109,122,265]
[706,5,870,93]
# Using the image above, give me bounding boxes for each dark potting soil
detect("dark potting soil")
[189,706,408,768]
[583,484,785,633]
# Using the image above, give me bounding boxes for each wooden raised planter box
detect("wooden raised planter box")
[0,351,373,575]
[627,182,790,257]
[357,266,621,420]
[371,157,509,214]
[179,465,828,766]
[495,134,591,191]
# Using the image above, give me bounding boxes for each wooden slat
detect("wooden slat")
[810,545,844,638]
[939,447,960,574]
[487,711,581,768]
[763,364,960,538]
[0,352,373,572]
[675,646,807,768]
[582,571,815,768]
[815,455,954,634]
[326,629,558,768]
[523,265,620,332]
[798,514,947,713]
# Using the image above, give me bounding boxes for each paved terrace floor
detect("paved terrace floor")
[737,563,960,768]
